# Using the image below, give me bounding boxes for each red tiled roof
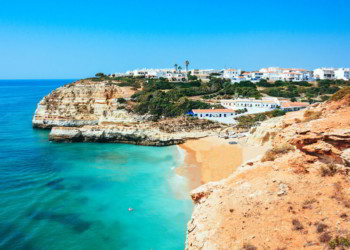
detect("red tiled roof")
[280,102,309,108]
[192,109,236,113]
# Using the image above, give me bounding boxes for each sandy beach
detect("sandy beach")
[177,136,269,190]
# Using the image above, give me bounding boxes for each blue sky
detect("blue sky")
[0,0,349,79]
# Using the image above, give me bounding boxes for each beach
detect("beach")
[177,136,269,190]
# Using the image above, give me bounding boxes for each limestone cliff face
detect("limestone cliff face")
[187,98,350,249]
[32,81,141,128]
[33,80,223,145]
[246,116,284,147]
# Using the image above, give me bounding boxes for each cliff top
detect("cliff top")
[188,88,350,250]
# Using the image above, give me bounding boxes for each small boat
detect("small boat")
[128,208,133,212]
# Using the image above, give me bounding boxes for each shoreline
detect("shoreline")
[177,136,269,190]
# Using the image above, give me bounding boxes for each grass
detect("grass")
[330,86,350,102]
[328,236,350,249]
[242,243,257,250]
[303,110,322,122]
[319,163,338,177]
[261,143,295,162]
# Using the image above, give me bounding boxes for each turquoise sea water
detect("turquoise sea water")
[0,80,192,250]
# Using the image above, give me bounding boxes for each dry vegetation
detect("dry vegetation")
[303,110,323,122]
[330,86,350,102]
[261,143,295,162]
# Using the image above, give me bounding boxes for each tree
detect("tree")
[95,72,105,77]
[178,66,182,72]
[291,97,297,102]
[174,64,178,73]
[184,60,190,72]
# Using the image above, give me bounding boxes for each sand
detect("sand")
[177,136,269,190]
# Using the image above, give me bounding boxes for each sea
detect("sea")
[0,80,192,250]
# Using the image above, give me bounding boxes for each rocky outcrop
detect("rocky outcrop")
[49,125,214,146]
[33,80,223,145]
[246,116,284,147]
[187,97,350,249]
[32,80,142,129]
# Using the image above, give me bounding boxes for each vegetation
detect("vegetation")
[303,110,322,122]
[134,91,211,119]
[117,98,127,104]
[319,163,338,177]
[85,74,350,120]
[261,143,295,162]
[328,236,350,249]
[330,86,350,101]
[235,109,286,129]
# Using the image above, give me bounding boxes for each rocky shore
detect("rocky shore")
[187,92,350,249]
[33,80,224,146]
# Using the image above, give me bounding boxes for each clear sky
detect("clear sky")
[0,0,349,79]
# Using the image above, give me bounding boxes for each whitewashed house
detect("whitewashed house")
[221,97,309,114]
[251,72,264,81]
[223,69,242,81]
[260,67,284,81]
[166,72,187,82]
[282,69,312,81]
[190,109,237,124]
[313,68,336,80]
[145,69,167,79]
[191,69,222,82]
[334,68,350,80]
[279,101,309,111]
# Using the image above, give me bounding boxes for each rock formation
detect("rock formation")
[187,93,350,249]
[33,80,223,145]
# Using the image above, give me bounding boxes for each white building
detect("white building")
[334,68,350,80]
[279,101,310,112]
[231,76,247,83]
[281,68,312,81]
[221,97,308,114]
[191,109,237,124]
[313,68,336,80]
[251,72,264,81]
[145,69,167,79]
[190,69,222,82]
[259,67,284,81]
[223,69,242,81]
[166,72,187,82]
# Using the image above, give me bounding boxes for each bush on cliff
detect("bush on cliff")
[235,109,285,129]
[330,87,350,102]
[303,110,322,122]
[261,143,295,162]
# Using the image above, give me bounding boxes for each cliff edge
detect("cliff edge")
[187,88,350,249]
[33,80,223,145]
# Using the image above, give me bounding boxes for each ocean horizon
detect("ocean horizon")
[0,79,192,250]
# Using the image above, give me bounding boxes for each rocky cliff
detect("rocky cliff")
[33,80,223,145]
[187,90,350,249]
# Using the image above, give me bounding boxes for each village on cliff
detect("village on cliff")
[106,64,350,124]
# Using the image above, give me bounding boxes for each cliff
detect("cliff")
[33,80,223,145]
[187,90,350,249]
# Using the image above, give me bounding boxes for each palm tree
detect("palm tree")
[178,66,182,73]
[184,60,190,73]
[174,64,178,73]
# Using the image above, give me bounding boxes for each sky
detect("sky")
[0,0,349,79]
